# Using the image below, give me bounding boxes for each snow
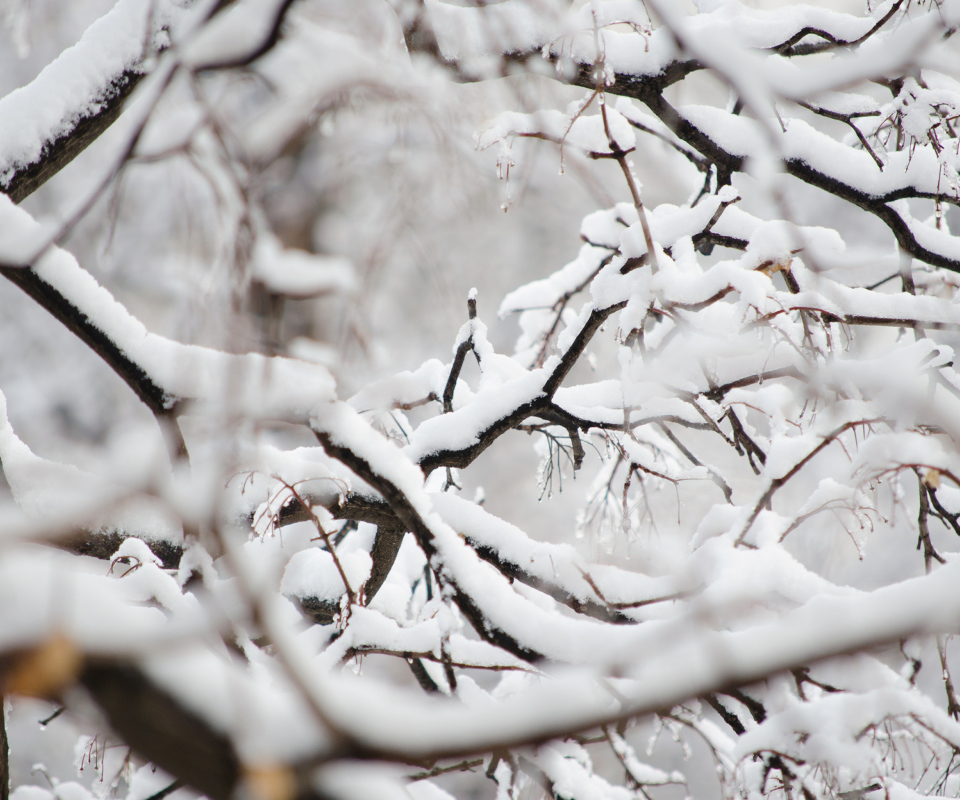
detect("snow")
[252,233,355,298]
[0,0,187,189]
[348,360,448,414]
[426,0,885,82]
[142,644,335,763]
[6,1,960,796]
[0,196,337,421]
[0,546,176,653]
[409,781,457,800]
[680,104,946,202]
[10,787,59,800]
[431,493,680,609]
[0,389,184,548]
[281,547,372,603]
[424,0,560,61]
[402,369,547,466]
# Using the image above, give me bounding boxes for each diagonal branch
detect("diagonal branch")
[314,430,546,663]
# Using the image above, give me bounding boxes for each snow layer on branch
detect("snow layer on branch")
[431,493,680,608]
[681,104,945,200]
[109,538,200,615]
[779,9,956,99]
[0,546,175,652]
[297,556,960,758]
[553,379,632,426]
[790,260,960,325]
[424,0,561,60]
[318,606,531,672]
[426,0,880,74]
[282,547,371,603]
[0,0,186,188]
[142,643,334,763]
[681,0,875,50]
[313,403,645,663]
[348,360,449,413]
[531,744,636,800]
[0,389,183,547]
[0,197,337,420]
[732,688,960,773]
[253,233,355,299]
[892,200,960,264]
[402,368,547,465]
[250,444,349,536]
[499,245,610,316]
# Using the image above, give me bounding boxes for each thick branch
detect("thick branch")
[80,662,240,800]
[4,71,141,204]
[315,432,545,663]
[0,266,176,417]
[630,94,960,273]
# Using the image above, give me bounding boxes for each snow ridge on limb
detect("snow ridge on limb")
[0,0,184,203]
[426,0,960,272]
[11,2,960,799]
[0,0,304,205]
[312,402,628,664]
[430,493,682,624]
[0,196,335,427]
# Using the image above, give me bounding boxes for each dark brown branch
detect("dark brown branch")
[80,662,240,800]
[926,485,960,537]
[705,366,806,401]
[797,101,884,169]
[656,421,733,503]
[195,0,299,70]
[705,695,745,735]
[542,303,625,397]
[3,70,142,204]
[346,648,529,673]
[465,537,634,625]
[408,759,485,781]
[0,267,179,419]
[726,408,767,472]
[64,529,183,570]
[609,91,960,273]
[725,688,766,723]
[142,780,183,800]
[419,303,626,475]
[442,294,479,413]
[366,522,406,602]
[407,658,442,694]
[916,469,946,570]
[775,0,906,57]
[418,399,545,475]
[938,638,960,719]
[314,432,546,663]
